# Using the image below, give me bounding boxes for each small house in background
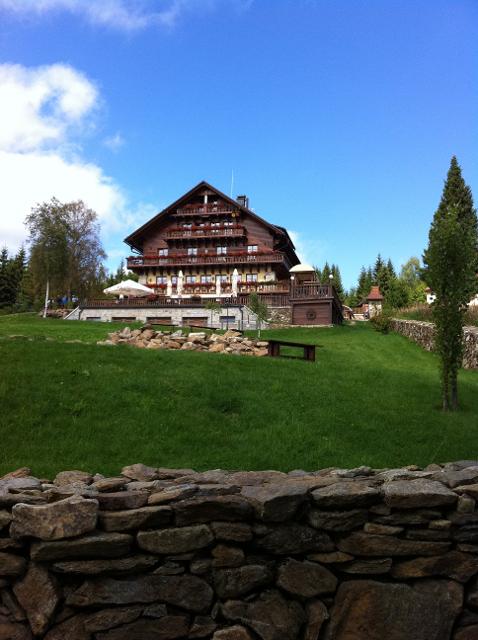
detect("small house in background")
[354,285,384,318]
[366,286,384,317]
[425,287,436,304]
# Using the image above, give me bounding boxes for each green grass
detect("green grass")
[0,315,477,477]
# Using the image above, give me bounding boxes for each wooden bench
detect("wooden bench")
[267,339,316,362]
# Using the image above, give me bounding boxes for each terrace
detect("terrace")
[127,252,287,268]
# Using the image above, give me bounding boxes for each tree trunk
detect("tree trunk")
[442,362,450,411]
[451,374,459,411]
[43,279,50,318]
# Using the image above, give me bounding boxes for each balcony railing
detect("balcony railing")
[290,283,334,300]
[165,226,245,240]
[81,292,291,309]
[173,204,236,216]
[127,253,286,268]
[148,282,290,295]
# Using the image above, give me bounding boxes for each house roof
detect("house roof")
[290,263,315,273]
[123,180,296,252]
[367,285,384,301]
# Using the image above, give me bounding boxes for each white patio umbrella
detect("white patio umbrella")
[103,279,152,297]
[231,269,239,297]
[216,276,221,296]
[177,270,184,297]
[166,276,172,297]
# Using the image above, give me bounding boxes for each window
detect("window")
[187,247,198,256]
[223,221,233,227]
[211,222,220,227]
[247,245,258,253]
[217,246,227,255]
[182,223,192,229]
[186,275,196,284]
[200,275,213,284]
[246,273,258,283]
[156,276,168,285]
[171,276,178,285]
[219,274,228,283]
[158,248,168,256]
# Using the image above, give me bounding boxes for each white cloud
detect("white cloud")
[0,0,253,31]
[103,132,125,152]
[0,63,97,152]
[0,62,141,254]
[288,230,327,267]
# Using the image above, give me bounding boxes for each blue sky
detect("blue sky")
[0,0,476,288]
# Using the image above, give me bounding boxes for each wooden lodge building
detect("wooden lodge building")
[74,182,344,327]
[124,181,299,306]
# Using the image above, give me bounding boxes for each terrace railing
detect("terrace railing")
[127,253,286,268]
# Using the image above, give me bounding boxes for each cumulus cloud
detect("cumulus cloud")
[0,63,98,152]
[0,62,138,255]
[0,0,253,31]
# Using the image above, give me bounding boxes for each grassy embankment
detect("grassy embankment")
[0,315,477,477]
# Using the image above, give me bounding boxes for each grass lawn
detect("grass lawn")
[0,315,477,477]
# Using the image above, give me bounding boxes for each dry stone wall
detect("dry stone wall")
[390,319,478,369]
[2,462,478,639]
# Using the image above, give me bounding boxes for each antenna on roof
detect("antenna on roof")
[230,169,234,198]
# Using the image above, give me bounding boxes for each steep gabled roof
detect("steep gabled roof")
[367,285,384,301]
[124,180,295,252]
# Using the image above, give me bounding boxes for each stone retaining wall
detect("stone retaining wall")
[2,462,478,639]
[391,318,478,369]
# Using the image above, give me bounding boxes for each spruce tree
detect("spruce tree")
[373,254,385,283]
[423,157,478,410]
[0,247,11,307]
[331,264,345,302]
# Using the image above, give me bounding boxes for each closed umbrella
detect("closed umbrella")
[103,279,152,297]
[166,276,172,297]
[216,276,221,296]
[231,269,239,297]
[177,270,184,297]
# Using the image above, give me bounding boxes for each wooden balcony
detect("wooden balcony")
[290,283,334,300]
[165,226,246,240]
[148,282,290,295]
[173,205,236,217]
[127,252,286,268]
[81,292,290,309]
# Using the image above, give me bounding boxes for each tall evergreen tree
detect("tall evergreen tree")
[330,264,345,302]
[423,157,478,410]
[386,258,396,279]
[0,247,11,307]
[373,254,385,283]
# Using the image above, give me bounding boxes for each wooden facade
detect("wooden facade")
[290,283,343,326]
[124,181,300,303]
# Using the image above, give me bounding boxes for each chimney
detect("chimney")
[236,195,249,209]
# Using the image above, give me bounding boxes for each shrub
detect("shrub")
[370,309,393,333]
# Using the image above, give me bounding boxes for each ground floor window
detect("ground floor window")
[246,273,258,283]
